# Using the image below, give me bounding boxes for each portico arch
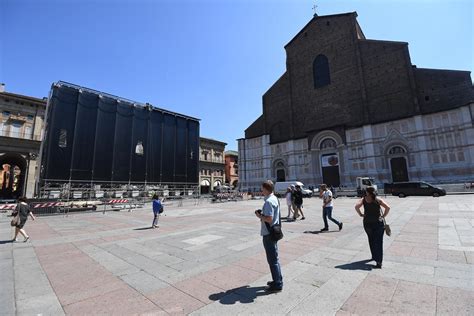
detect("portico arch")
[273,159,287,182]
[385,144,409,182]
[0,153,27,199]
[309,130,344,186]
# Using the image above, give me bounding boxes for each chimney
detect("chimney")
[0,83,5,93]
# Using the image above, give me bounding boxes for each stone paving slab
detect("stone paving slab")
[0,195,473,315]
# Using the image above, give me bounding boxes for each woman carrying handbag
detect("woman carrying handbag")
[11,196,35,242]
[354,186,390,269]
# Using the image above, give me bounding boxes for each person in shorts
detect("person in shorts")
[12,197,35,242]
[152,194,162,228]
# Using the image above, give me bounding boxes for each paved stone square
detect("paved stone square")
[1,195,473,315]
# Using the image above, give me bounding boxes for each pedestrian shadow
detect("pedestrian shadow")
[0,239,13,245]
[334,259,373,271]
[133,227,154,231]
[303,230,338,234]
[209,285,272,304]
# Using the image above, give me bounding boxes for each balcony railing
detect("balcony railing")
[200,158,225,164]
[0,129,43,141]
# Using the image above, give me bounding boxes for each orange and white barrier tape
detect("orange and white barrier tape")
[0,204,16,210]
[108,199,129,204]
[33,202,64,208]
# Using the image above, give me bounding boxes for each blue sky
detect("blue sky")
[1,0,472,151]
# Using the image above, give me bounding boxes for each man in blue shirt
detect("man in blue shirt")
[255,180,283,292]
[152,194,162,229]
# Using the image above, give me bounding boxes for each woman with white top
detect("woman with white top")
[285,187,294,218]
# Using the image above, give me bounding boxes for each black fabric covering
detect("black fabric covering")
[93,96,117,181]
[174,117,188,183]
[41,83,200,185]
[161,114,176,183]
[112,102,134,182]
[43,85,78,180]
[187,120,199,183]
[130,107,149,182]
[148,111,163,183]
[71,91,98,180]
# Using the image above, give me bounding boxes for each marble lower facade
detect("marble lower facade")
[238,104,474,191]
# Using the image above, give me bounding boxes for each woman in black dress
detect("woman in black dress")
[12,197,35,242]
[355,187,390,268]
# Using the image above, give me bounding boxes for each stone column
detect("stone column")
[362,125,377,178]
[414,115,430,171]
[26,156,37,198]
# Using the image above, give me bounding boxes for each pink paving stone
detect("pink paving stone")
[72,240,92,247]
[279,252,301,264]
[341,275,398,315]
[37,252,87,266]
[290,238,319,248]
[64,287,162,316]
[438,249,468,264]
[436,286,474,315]
[35,242,79,256]
[42,268,116,294]
[386,244,413,257]
[58,279,127,306]
[391,240,438,249]
[195,264,263,290]
[35,243,148,309]
[101,234,133,242]
[86,237,107,245]
[232,256,270,274]
[146,286,206,315]
[395,235,438,246]
[379,280,437,315]
[173,277,225,304]
[278,247,309,258]
[47,266,116,290]
[409,247,438,260]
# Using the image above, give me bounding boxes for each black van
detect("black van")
[384,182,446,198]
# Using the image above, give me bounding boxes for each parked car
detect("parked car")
[384,181,446,198]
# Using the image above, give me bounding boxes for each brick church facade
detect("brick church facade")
[238,12,473,191]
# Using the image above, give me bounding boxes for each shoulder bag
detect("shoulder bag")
[380,208,391,236]
[10,207,20,227]
[265,199,283,241]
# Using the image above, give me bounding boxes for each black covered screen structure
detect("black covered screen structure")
[40,82,200,185]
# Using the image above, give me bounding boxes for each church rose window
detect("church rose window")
[313,54,331,88]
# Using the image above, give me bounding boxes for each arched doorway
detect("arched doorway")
[274,161,286,182]
[319,138,340,186]
[232,180,238,188]
[388,146,409,182]
[0,153,27,199]
[200,179,210,194]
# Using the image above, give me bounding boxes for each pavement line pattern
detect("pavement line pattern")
[1,195,473,315]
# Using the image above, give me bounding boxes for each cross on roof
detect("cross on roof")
[312,3,318,16]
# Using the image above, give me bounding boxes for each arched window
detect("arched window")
[320,138,337,150]
[313,54,330,88]
[388,146,407,155]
